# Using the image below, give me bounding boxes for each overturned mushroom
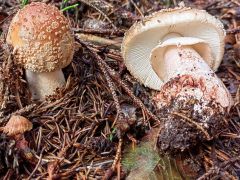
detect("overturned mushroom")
[122,7,233,153]
[6,2,75,100]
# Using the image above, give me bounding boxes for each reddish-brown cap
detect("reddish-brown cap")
[6,2,74,72]
[2,115,32,136]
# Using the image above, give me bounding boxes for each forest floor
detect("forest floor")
[0,0,239,179]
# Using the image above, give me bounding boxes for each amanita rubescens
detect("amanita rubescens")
[6,2,75,100]
[122,7,233,152]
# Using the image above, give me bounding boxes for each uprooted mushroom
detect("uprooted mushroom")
[122,7,233,153]
[6,2,75,101]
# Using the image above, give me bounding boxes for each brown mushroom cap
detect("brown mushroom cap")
[2,115,32,136]
[6,2,74,72]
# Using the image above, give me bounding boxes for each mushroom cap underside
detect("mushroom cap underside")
[121,7,225,90]
[6,2,75,72]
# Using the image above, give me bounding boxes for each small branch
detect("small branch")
[47,143,72,179]
[96,53,160,123]
[111,138,122,170]
[12,104,37,115]
[129,0,144,17]
[198,155,240,180]
[76,39,160,123]
[0,11,15,26]
[75,33,121,49]
[72,28,124,36]
[78,0,117,29]
[94,49,124,124]
[172,112,211,140]
[27,148,44,180]
[227,27,240,34]
[197,166,220,180]
[103,138,123,179]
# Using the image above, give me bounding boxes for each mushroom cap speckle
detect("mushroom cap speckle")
[121,7,225,90]
[6,2,75,72]
[2,115,33,136]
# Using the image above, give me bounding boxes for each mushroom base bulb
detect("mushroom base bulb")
[26,70,66,100]
[153,45,232,153]
[156,93,227,153]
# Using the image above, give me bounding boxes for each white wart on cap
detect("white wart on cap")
[121,7,225,90]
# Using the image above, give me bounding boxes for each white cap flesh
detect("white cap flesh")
[121,7,225,90]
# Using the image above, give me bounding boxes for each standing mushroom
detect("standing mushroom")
[0,115,33,160]
[6,2,75,100]
[1,115,32,136]
[122,7,233,152]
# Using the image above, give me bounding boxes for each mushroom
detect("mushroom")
[122,7,233,152]
[0,115,34,162]
[1,115,32,136]
[6,2,75,100]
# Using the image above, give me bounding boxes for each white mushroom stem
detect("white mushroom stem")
[26,70,66,100]
[162,45,213,81]
[153,36,232,108]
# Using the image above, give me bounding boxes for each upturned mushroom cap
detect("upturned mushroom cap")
[2,115,33,136]
[6,2,74,72]
[121,7,225,90]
